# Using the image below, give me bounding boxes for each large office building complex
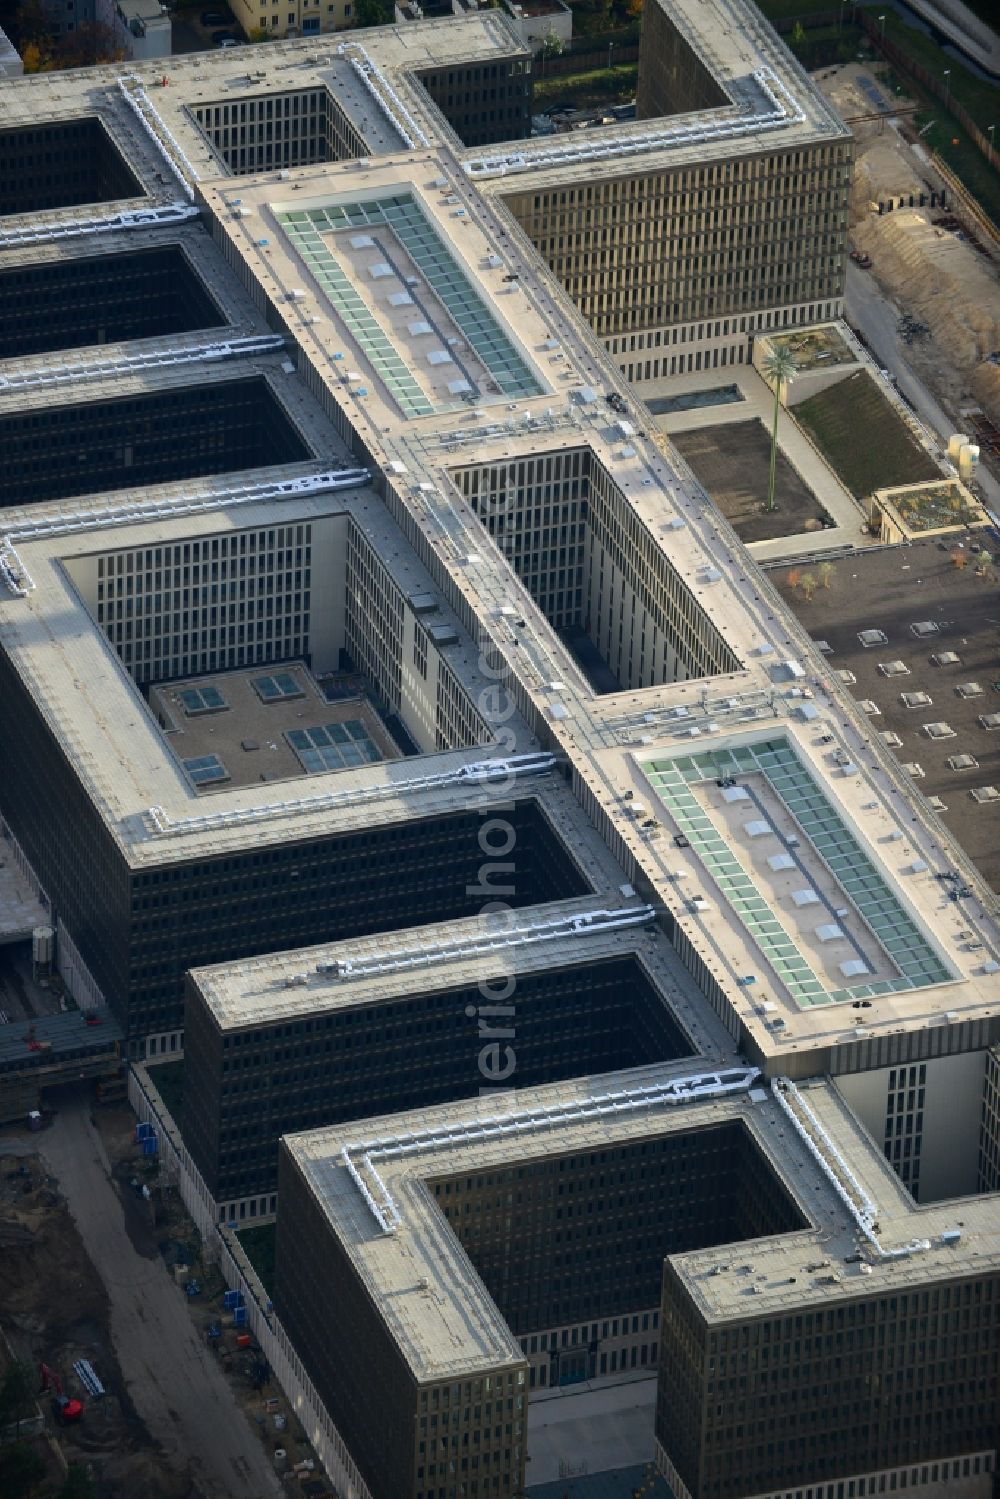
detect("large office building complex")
[0,7,997,1499]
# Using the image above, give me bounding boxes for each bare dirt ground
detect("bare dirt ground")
[0,1137,189,1499]
[0,1092,304,1499]
[815,64,1000,480]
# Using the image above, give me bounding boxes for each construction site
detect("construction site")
[820,62,1000,479]
[1,1092,335,1499]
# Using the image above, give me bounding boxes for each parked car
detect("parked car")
[201,8,232,24]
[212,29,238,43]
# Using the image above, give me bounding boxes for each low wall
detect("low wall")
[126,1064,372,1499]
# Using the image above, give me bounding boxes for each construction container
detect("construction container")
[273,1448,288,1474]
[236,1332,252,1348]
[142,1135,158,1156]
[273,1412,286,1431]
[223,1290,244,1310]
[135,1122,153,1141]
[233,1306,248,1327]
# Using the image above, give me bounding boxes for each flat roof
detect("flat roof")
[642,735,952,1007]
[188,894,733,1061]
[771,539,1000,892]
[282,1067,1000,1381]
[0,1007,123,1071]
[0,32,997,1067]
[150,663,404,793]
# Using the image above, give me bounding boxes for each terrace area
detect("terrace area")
[149,663,402,793]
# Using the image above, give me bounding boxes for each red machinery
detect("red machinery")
[38,1363,84,1424]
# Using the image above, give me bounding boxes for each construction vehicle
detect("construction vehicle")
[39,1363,84,1424]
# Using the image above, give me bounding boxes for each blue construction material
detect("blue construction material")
[135,1122,152,1140]
[223,1289,244,1310]
[142,1135,158,1156]
[233,1306,248,1327]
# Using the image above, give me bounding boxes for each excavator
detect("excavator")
[38,1363,84,1424]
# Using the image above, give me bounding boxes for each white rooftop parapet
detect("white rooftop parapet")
[0,334,287,393]
[145,752,557,838]
[118,74,201,202]
[464,64,805,180]
[0,202,199,250]
[315,903,656,982]
[0,467,371,599]
[337,42,431,151]
[340,1065,761,1234]
[771,1078,930,1261]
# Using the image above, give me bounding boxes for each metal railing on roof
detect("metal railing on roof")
[336,42,431,151]
[341,1064,762,1234]
[771,1077,930,1261]
[118,74,201,202]
[311,903,656,982]
[145,751,556,839]
[0,467,371,599]
[0,335,287,393]
[0,202,199,251]
[464,65,804,180]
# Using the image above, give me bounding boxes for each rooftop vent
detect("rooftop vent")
[910,620,940,638]
[900,691,932,709]
[880,731,903,748]
[931,650,961,666]
[971,785,1000,803]
[956,682,984,699]
[878,660,909,677]
[979,712,1000,731]
[858,629,888,648]
[922,721,956,740]
[837,669,857,685]
[903,762,925,779]
[946,753,978,771]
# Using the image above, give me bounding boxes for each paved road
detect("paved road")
[1,1097,283,1499]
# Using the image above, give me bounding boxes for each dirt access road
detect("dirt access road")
[2,1096,283,1499]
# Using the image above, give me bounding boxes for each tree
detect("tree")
[353,0,390,26]
[20,39,52,71]
[817,561,834,589]
[11,0,52,46]
[55,1464,98,1499]
[0,1360,35,1439]
[786,568,802,591]
[0,1443,46,1499]
[761,346,797,513]
[540,29,564,59]
[52,20,124,66]
[799,571,817,601]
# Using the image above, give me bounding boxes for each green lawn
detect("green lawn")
[877,9,999,128]
[793,372,941,499]
[237,1223,276,1297]
[533,63,639,109]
